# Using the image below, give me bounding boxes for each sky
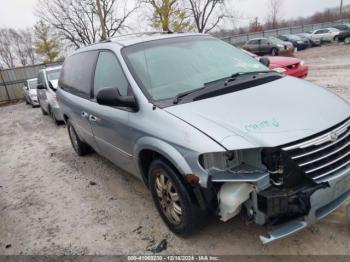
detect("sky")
[0,0,349,29]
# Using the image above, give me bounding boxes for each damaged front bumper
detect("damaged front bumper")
[210,165,350,244]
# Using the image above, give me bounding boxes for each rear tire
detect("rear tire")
[40,102,48,115]
[271,48,278,56]
[149,159,208,237]
[49,106,60,126]
[67,120,91,156]
[334,36,339,42]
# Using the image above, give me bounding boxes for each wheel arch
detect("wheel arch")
[135,137,193,188]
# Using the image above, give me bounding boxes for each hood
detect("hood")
[268,56,300,68]
[165,76,350,150]
[29,89,37,96]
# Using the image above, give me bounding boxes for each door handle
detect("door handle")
[81,111,88,118]
[89,115,98,122]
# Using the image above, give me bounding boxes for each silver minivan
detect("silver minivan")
[37,66,64,124]
[57,33,350,244]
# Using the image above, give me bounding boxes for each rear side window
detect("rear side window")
[93,51,129,97]
[60,51,98,98]
[248,40,259,45]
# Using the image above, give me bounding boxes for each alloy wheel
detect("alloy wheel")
[154,170,182,225]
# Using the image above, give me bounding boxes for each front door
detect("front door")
[88,51,137,175]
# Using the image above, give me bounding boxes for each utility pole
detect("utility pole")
[96,0,107,40]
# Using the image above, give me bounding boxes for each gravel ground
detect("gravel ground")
[1,43,350,256]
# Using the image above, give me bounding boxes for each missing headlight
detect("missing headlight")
[199,151,241,171]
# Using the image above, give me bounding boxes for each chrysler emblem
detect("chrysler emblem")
[329,132,338,142]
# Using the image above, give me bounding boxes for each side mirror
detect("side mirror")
[259,57,270,67]
[37,83,46,90]
[97,87,137,109]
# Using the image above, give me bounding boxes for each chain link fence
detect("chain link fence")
[221,19,350,46]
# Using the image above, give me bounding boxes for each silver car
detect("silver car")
[57,33,350,244]
[23,78,38,107]
[37,66,64,124]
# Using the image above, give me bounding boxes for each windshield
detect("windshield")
[28,79,37,89]
[123,36,268,101]
[47,69,61,82]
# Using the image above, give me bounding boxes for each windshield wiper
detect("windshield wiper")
[173,70,273,105]
[173,86,206,104]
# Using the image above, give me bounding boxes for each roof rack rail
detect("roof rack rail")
[105,31,177,41]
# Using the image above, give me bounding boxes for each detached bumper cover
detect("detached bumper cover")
[260,167,350,244]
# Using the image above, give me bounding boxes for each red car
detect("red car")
[268,56,308,79]
[242,49,309,79]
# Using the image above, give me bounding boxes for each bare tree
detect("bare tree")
[99,0,139,38]
[0,29,16,68]
[188,0,226,33]
[266,0,283,29]
[10,29,29,66]
[36,0,138,48]
[21,29,36,65]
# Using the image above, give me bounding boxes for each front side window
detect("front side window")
[93,51,129,97]
[123,36,267,101]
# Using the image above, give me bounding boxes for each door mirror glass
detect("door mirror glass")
[259,57,270,67]
[96,87,137,109]
[37,83,46,90]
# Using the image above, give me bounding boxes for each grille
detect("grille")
[282,118,350,183]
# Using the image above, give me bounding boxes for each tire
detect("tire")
[49,106,60,126]
[67,120,91,156]
[271,48,278,56]
[149,159,207,237]
[334,36,339,42]
[345,37,350,45]
[40,102,48,115]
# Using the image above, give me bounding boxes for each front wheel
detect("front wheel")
[149,159,207,236]
[271,48,278,56]
[345,37,350,45]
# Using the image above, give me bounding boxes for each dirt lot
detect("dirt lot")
[1,43,350,256]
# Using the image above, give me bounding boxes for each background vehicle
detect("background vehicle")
[277,34,309,50]
[242,37,294,56]
[37,66,63,124]
[333,24,350,44]
[241,49,308,79]
[296,33,322,47]
[58,33,350,244]
[311,28,340,42]
[23,78,38,107]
